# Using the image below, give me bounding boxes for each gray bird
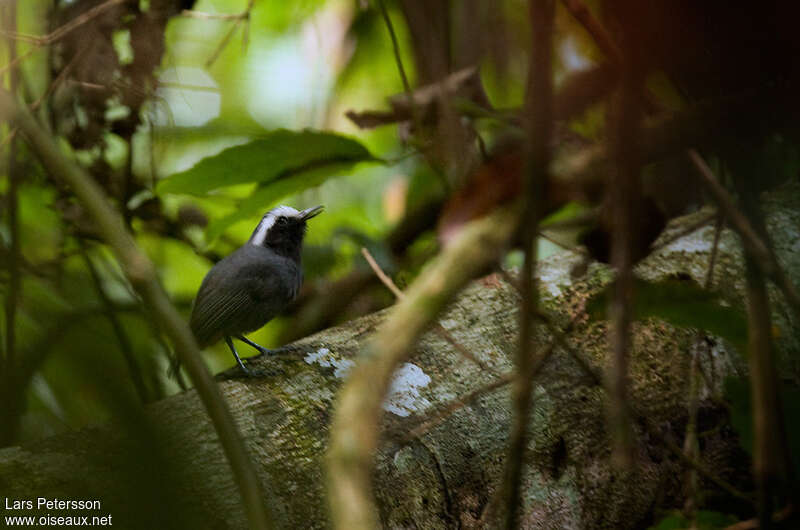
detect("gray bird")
[189,205,323,375]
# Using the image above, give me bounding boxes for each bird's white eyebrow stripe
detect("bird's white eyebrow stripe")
[249,215,276,246]
[249,205,301,246]
[270,205,300,217]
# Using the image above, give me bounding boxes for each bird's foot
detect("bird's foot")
[239,340,305,359]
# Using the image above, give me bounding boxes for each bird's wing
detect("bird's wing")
[190,262,289,347]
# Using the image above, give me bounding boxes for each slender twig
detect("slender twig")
[375,0,422,134]
[683,215,723,518]
[560,0,622,64]
[80,243,150,404]
[204,18,243,68]
[30,44,87,113]
[650,418,754,504]
[503,1,554,528]
[361,247,500,375]
[0,90,273,530]
[202,0,255,68]
[650,211,717,253]
[687,149,800,317]
[328,205,522,530]
[606,37,645,469]
[0,41,88,149]
[360,248,403,298]
[503,231,753,507]
[539,315,754,505]
[541,326,754,504]
[0,0,125,46]
[0,46,34,78]
[731,168,792,527]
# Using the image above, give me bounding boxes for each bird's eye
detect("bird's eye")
[276,217,287,225]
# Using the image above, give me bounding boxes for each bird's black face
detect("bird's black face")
[249,205,323,260]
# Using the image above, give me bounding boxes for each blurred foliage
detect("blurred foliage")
[725,376,800,481]
[649,510,737,530]
[1,0,800,526]
[586,277,749,353]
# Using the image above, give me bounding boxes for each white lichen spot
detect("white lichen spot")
[304,347,332,367]
[333,359,355,378]
[663,228,713,254]
[304,347,355,378]
[538,254,582,299]
[382,363,432,417]
[439,318,458,330]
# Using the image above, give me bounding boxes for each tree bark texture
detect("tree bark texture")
[1,182,799,529]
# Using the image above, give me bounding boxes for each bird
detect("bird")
[189,205,323,376]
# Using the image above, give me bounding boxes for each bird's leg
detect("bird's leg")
[235,335,270,358]
[225,336,253,375]
[235,335,302,358]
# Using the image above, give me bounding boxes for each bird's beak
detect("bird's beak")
[300,205,324,220]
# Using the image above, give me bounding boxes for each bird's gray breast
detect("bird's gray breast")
[195,245,301,338]
[235,244,301,305]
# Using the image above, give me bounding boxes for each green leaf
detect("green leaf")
[586,277,747,351]
[156,129,378,195]
[205,161,365,241]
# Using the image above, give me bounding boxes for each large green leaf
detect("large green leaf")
[586,277,747,352]
[156,129,378,195]
[205,161,365,241]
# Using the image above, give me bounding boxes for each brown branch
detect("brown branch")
[650,418,754,504]
[736,183,792,526]
[361,247,500,375]
[687,149,800,316]
[327,205,522,530]
[683,215,723,517]
[541,310,754,505]
[0,38,89,149]
[346,62,614,132]
[503,245,752,507]
[0,90,273,530]
[1,0,21,448]
[0,0,125,46]
[375,0,423,136]
[503,1,555,527]
[560,0,622,64]
[541,312,754,504]
[360,247,404,299]
[79,242,150,404]
[0,46,35,79]
[605,35,645,468]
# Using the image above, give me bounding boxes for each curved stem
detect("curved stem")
[327,205,521,530]
[0,90,273,530]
